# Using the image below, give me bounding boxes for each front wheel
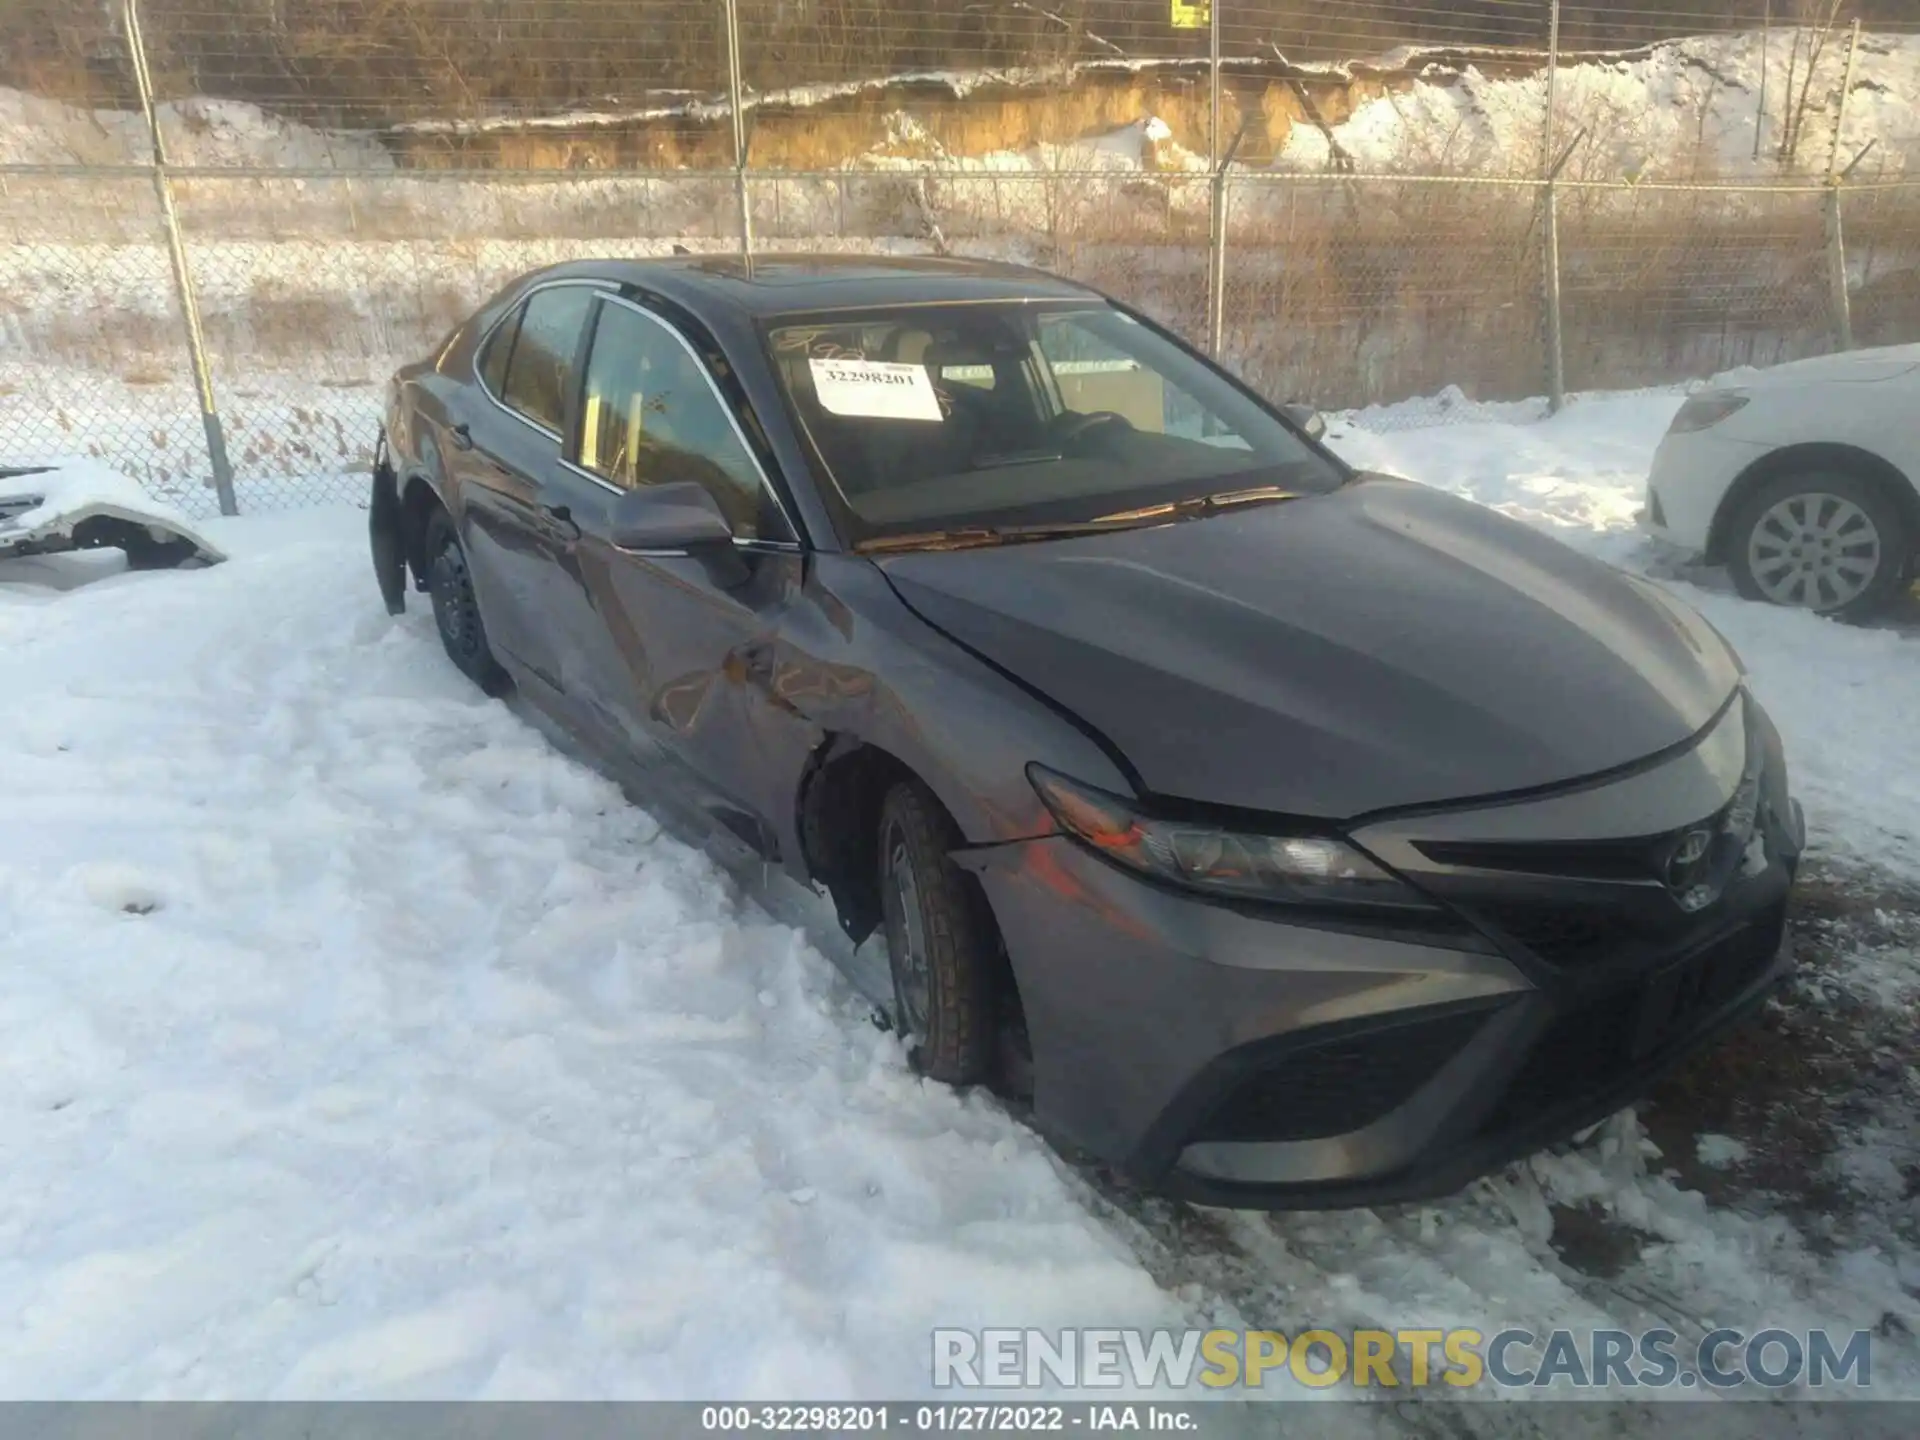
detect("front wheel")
[424,509,510,695]
[877,779,995,1085]
[1725,469,1912,622]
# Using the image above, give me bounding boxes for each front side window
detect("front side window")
[765,302,1342,540]
[576,299,788,541]
[499,285,596,433]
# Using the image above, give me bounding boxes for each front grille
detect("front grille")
[1482,910,1782,1138]
[1417,836,1663,883]
[1192,1006,1492,1145]
[1415,698,1772,972]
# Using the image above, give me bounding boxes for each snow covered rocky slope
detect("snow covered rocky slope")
[4,28,1917,179]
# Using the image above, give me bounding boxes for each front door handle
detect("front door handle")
[542,502,581,541]
[449,422,473,451]
[736,641,776,683]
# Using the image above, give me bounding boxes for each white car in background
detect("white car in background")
[1644,343,1920,621]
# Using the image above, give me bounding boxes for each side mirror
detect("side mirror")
[607,481,735,553]
[1281,403,1327,442]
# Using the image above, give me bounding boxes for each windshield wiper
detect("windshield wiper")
[970,449,1066,470]
[855,516,1159,554]
[855,486,1301,555]
[1089,484,1299,525]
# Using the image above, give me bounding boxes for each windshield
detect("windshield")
[764,302,1345,542]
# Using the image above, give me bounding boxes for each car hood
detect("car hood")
[877,477,1741,818]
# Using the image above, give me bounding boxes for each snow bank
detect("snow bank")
[0,518,1191,1396]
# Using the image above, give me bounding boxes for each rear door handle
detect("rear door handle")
[449,422,473,451]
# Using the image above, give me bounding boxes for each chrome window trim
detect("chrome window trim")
[578,292,802,546]
[472,277,614,442]
[557,456,623,496]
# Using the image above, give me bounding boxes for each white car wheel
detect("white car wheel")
[1745,492,1881,610]
[1727,470,1912,621]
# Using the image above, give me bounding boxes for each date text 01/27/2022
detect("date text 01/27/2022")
[699,1405,1200,1432]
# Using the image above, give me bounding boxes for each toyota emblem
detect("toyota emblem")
[1665,828,1717,908]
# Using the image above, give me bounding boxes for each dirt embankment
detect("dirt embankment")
[381,50,1560,171]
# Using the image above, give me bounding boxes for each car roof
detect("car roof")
[519,253,1106,319]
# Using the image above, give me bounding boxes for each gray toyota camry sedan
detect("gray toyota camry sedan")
[370,254,1803,1208]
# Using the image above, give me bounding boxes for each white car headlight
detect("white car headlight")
[1668,389,1750,434]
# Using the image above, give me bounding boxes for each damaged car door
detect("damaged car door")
[561,293,817,863]
[451,280,601,694]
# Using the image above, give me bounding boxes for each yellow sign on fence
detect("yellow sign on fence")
[1170,0,1209,30]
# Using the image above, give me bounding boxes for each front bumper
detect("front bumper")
[977,694,1801,1209]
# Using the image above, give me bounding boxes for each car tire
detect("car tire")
[1725,468,1913,622]
[877,778,995,1085]
[424,508,510,695]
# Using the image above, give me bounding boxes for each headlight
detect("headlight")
[1027,765,1437,912]
[1668,389,1749,433]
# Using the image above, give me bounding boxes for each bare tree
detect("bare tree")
[1777,0,1848,170]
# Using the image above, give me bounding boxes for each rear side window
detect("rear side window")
[477,306,521,396]
[499,286,595,433]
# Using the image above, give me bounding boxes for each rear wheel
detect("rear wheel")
[1725,469,1912,622]
[877,779,994,1084]
[424,508,509,695]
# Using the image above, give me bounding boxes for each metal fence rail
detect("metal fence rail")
[1,0,1916,517]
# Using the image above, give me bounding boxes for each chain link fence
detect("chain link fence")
[2,0,1917,515]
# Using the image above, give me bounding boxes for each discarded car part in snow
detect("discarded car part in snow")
[0,462,225,569]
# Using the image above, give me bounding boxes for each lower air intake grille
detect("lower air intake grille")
[1468,902,1629,968]
[1482,911,1782,1138]
[1192,1007,1492,1145]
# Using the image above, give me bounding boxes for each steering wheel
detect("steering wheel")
[1051,410,1134,452]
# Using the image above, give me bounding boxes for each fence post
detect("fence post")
[1541,0,1567,413]
[124,0,237,516]
[723,0,754,266]
[1823,18,1861,351]
[1205,0,1226,358]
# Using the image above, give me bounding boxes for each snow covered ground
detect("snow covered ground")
[0,390,1915,1407]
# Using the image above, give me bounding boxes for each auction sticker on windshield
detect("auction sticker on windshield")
[809,357,944,421]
